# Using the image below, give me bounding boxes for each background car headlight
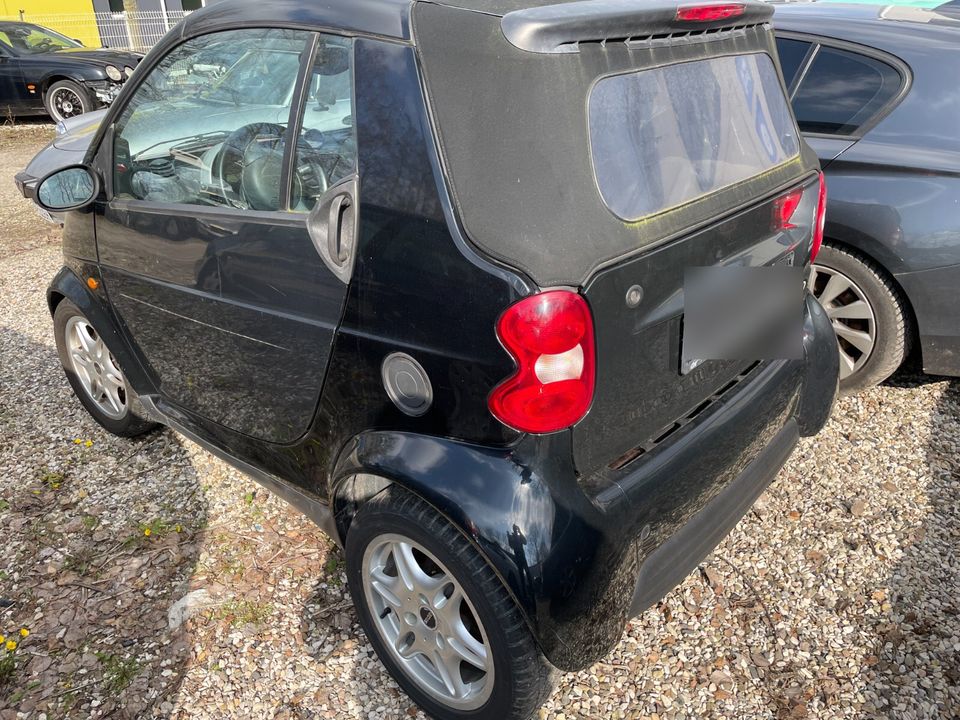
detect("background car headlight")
[124,66,134,78]
[105,65,123,82]
[55,120,67,136]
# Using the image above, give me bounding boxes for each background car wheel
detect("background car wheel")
[53,300,158,437]
[44,80,92,123]
[809,243,911,394]
[346,486,556,720]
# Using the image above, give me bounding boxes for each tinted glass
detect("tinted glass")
[792,46,902,135]
[775,38,812,90]
[112,28,311,211]
[0,23,81,53]
[291,38,356,211]
[589,53,800,222]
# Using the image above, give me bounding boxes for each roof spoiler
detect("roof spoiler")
[501,0,774,53]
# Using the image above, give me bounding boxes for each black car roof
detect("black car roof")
[773,2,960,45]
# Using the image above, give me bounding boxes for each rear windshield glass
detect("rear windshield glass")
[589,53,800,222]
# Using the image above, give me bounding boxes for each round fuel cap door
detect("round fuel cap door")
[381,352,433,417]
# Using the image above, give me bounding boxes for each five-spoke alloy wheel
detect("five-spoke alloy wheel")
[53,299,158,437]
[346,487,555,720]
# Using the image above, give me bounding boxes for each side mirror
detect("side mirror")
[35,165,100,212]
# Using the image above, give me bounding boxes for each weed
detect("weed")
[95,652,141,694]
[210,599,273,627]
[0,499,9,513]
[81,515,99,531]
[39,469,65,490]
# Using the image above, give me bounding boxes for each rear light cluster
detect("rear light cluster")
[675,3,745,22]
[772,171,827,263]
[811,171,827,263]
[488,290,595,434]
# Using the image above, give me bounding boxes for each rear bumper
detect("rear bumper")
[626,292,837,617]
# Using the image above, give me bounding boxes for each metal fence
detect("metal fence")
[0,11,191,52]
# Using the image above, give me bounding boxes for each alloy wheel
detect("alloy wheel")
[64,316,128,420]
[362,533,494,710]
[50,87,84,121]
[810,264,877,380]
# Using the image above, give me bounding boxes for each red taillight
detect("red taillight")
[489,290,595,434]
[675,3,745,21]
[772,187,803,231]
[811,171,827,263]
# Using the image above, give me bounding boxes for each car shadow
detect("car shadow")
[864,368,960,717]
[0,326,207,718]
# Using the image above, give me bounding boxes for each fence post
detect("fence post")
[18,9,24,20]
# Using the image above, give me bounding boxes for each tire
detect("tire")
[53,300,158,437]
[44,79,92,123]
[345,487,556,720]
[809,242,911,394]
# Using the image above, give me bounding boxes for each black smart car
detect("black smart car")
[774,1,960,392]
[28,1,838,717]
[0,21,141,122]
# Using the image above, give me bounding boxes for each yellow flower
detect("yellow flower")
[19,628,28,638]
[73,438,83,444]
[0,635,5,644]
[84,440,93,448]
[174,524,183,533]
[144,528,152,537]
[5,640,16,651]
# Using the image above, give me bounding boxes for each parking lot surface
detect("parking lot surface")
[0,124,957,719]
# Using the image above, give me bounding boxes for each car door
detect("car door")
[93,28,358,443]
[0,42,27,115]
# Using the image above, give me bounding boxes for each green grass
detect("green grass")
[95,652,141,694]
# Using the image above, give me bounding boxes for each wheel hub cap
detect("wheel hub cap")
[809,264,878,380]
[64,316,128,420]
[362,533,494,710]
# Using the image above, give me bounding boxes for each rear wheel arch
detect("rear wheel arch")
[330,466,544,651]
[821,235,920,355]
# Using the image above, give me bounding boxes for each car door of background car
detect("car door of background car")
[0,42,27,114]
[93,27,358,444]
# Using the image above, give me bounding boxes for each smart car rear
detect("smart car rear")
[30,1,838,718]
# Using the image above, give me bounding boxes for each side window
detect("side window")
[774,38,813,91]
[291,37,356,212]
[112,28,311,211]
[791,45,902,136]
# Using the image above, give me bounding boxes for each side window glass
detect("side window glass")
[792,46,902,135]
[112,28,311,211]
[774,38,813,91]
[291,36,356,212]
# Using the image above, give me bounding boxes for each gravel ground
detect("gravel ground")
[0,123,958,720]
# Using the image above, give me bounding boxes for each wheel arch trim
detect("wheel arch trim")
[47,265,156,395]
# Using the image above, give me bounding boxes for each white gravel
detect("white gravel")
[0,126,958,719]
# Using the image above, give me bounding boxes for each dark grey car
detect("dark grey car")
[773,1,960,391]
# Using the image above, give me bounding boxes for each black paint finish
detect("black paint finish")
[43,0,840,672]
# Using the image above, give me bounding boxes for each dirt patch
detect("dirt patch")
[0,121,60,259]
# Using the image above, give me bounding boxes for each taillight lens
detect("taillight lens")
[811,171,827,263]
[676,3,745,21]
[772,187,803,231]
[489,290,595,434]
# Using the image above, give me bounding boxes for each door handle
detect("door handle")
[307,175,359,284]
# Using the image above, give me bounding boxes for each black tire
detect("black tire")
[53,300,158,437]
[345,486,556,720]
[812,243,911,394]
[44,79,93,123]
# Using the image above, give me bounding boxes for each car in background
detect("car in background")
[772,1,960,392]
[0,21,140,122]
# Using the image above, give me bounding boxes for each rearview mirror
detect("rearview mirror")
[35,165,99,212]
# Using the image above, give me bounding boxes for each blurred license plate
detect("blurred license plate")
[35,207,54,224]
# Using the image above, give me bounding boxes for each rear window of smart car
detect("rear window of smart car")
[588,53,800,222]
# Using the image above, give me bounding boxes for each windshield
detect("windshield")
[0,23,82,54]
[201,49,302,106]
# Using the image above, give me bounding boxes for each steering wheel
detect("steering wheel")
[214,122,328,211]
